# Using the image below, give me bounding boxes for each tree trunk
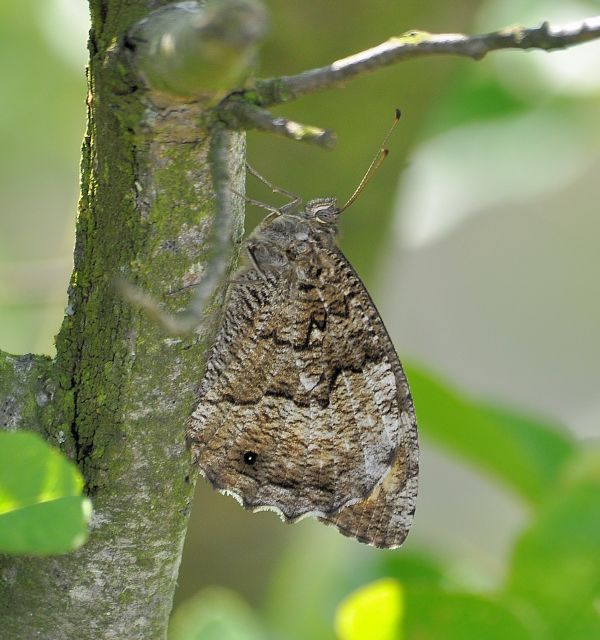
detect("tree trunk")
[0,2,245,637]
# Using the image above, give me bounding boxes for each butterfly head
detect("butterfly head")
[302,198,340,226]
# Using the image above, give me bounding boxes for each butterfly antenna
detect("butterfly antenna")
[340,108,402,213]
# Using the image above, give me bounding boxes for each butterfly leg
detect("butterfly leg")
[231,188,281,216]
[246,163,302,214]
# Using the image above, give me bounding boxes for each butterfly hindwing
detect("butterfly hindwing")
[187,209,418,547]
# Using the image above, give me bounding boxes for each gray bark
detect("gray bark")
[0,2,248,638]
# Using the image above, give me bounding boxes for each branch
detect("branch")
[0,351,53,435]
[219,97,336,148]
[245,17,600,106]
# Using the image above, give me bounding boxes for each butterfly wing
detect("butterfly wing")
[315,249,418,548]
[319,396,417,548]
[187,244,418,545]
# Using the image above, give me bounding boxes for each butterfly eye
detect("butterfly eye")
[243,451,258,465]
[315,206,336,223]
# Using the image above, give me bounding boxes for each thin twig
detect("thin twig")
[119,126,237,335]
[246,17,600,106]
[220,98,336,148]
[124,15,600,329]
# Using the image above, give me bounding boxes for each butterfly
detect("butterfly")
[187,110,418,547]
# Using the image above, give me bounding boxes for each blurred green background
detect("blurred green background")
[2,0,600,638]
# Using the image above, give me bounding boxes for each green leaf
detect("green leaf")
[0,430,91,555]
[506,451,600,638]
[404,589,537,640]
[376,551,445,588]
[264,530,349,640]
[168,587,265,640]
[335,581,539,640]
[425,68,530,136]
[405,364,575,504]
[335,579,404,640]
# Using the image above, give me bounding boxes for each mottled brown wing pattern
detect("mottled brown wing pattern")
[187,209,418,548]
[315,250,418,548]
